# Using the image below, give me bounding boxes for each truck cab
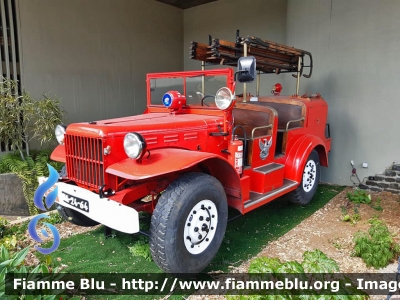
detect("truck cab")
[48,33,331,274]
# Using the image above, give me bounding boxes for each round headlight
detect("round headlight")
[55,124,66,145]
[215,87,233,110]
[124,133,146,159]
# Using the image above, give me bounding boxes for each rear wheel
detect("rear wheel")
[288,150,320,205]
[150,173,228,274]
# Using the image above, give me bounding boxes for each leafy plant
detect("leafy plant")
[3,221,29,238]
[0,150,63,215]
[347,189,384,212]
[302,249,339,273]
[0,220,29,253]
[0,235,17,252]
[128,237,152,261]
[249,257,281,274]
[353,218,400,269]
[0,218,8,239]
[370,197,383,211]
[0,245,73,300]
[341,203,361,224]
[346,189,371,204]
[46,211,64,225]
[230,250,367,299]
[0,78,64,160]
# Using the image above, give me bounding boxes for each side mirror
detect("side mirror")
[236,56,256,83]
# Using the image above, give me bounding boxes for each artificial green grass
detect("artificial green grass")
[36,184,344,299]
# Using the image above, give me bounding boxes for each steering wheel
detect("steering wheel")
[201,95,215,107]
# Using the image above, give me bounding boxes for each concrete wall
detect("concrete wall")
[184,0,288,95]
[16,0,400,186]
[285,0,400,185]
[0,173,29,216]
[17,0,183,124]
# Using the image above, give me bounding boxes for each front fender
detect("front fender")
[50,145,66,163]
[285,135,329,182]
[106,148,221,180]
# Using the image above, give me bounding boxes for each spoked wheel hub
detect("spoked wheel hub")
[184,199,218,254]
[303,160,317,192]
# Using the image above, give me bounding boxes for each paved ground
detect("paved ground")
[0,214,26,222]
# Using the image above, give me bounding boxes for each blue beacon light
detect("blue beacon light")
[162,93,173,107]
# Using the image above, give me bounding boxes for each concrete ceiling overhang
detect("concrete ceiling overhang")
[155,0,217,9]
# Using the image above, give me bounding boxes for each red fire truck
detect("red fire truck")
[49,34,330,273]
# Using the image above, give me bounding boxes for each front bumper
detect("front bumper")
[39,178,140,234]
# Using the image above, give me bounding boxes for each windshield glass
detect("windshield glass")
[150,75,228,106]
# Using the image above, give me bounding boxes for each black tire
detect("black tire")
[150,173,228,274]
[288,149,320,205]
[57,205,100,227]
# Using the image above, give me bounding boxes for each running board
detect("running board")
[244,179,298,209]
[253,163,284,174]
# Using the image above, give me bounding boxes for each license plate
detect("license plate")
[62,192,89,212]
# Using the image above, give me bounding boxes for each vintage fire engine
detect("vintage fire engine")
[49,33,330,274]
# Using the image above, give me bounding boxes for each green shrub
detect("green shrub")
[128,237,152,261]
[346,189,371,204]
[248,257,281,274]
[46,211,64,225]
[0,213,64,253]
[353,218,400,269]
[341,204,361,224]
[301,249,339,273]
[0,223,28,253]
[370,197,383,211]
[3,221,29,238]
[0,78,64,160]
[0,150,64,215]
[249,249,339,275]
[0,218,8,238]
[228,250,367,300]
[0,245,77,300]
[0,235,17,252]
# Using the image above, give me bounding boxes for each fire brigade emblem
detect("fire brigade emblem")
[259,137,272,160]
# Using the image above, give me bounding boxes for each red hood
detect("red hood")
[65,112,220,138]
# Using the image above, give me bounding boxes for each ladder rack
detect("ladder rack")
[190,31,313,78]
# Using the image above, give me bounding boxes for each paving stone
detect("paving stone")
[392,164,400,171]
[385,169,397,177]
[384,177,396,182]
[377,182,390,188]
[365,180,379,187]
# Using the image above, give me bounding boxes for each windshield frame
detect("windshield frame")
[146,68,234,108]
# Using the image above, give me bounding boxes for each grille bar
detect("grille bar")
[65,134,104,189]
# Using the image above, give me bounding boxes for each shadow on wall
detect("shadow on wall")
[310,74,357,184]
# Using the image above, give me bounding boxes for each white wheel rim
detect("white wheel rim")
[183,199,218,255]
[303,160,317,192]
